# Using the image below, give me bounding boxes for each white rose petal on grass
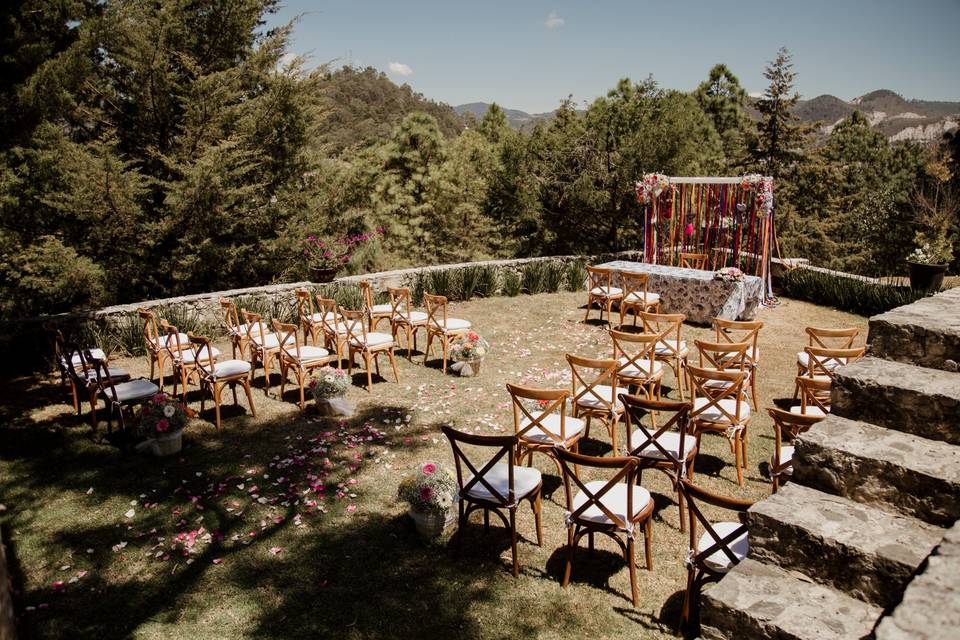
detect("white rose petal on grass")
[124,509,135,519]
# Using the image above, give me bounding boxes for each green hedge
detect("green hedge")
[779,268,928,317]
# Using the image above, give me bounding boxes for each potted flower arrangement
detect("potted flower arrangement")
[303,228,385,283]
[906,233,952,292]
[713,266,746,283]
[448,331,489,377]
[139,393,190,456]
[309,366,354,417]
[398,461,458,539]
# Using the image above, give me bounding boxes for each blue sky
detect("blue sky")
[265,0,960,113]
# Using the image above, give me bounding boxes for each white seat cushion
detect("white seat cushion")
[211,359,251,379]
[571,481,651,527]
[692,397,750,424]
[777,445,795,474]
[718,346,760,364]
[789,405,827,418]
[698,521,749,573]
[70,348,105,367]
[394,310,428,323]
[330,320,361,335]
[235,323,264,336]
[350,331,394,348]
[575,384,622,411]
[433,317,471,332]
[623,291,660,305]
[655,339,688,356]
[83,366,129,382]
[294,345,330,362]
[518,413,586,443]
[154,333,190,349]
[629,429,697,460]
[251,332,293,350]
[370,303,393,314]
[465,463,541,502]
[590,286,622,297]
[307,311,335,323]
[109,378,160,403]
[618,356,663,379]
[796,352,846,370]
[178,346,221,364]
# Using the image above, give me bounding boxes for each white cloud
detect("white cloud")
[545,12,565,29]
[388,61,413,77]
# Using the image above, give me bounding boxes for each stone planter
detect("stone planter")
[310,267,338,283]
[408,507,456,539]
[907,261,948,292]
[314,394,355,417]
[149,430,183,457]
[450,358,483,377]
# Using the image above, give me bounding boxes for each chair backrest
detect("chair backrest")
[804,345,866,381]
[138,308,160,353]
[695,339,750,373]
[161,321,187,360]
[678,480,753,573]
[554,446,641,529]
[359,280,375,311]
[188,332,219,378]
[340,308,370,346]
[219,298,242,337]
[610,329,659,382]
[639,311,686,357]
[713,318,762,364]
[295,288,315,323]
[796,375,831,414]
[586,266,614,292]
[441,425,519,506]
[50,327,72,375]
[316,297,342,336]
[565,353,618,413]
[506,383,572,443]
[620,272,650,303]
[61,341,89,388]
[805,326,860,350]
[423,293,449,331]
[388,287,414,320]
[240,310,269,344]
[767,407,823,451]
[687,364,748,425]
[680,252,709,270]
[85,349,121,403]
[622,394,692,467]
[272,318,304,362]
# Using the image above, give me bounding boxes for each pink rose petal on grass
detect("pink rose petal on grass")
[346,504,357,513]
[269,547,283,555]
[212,558,224,565]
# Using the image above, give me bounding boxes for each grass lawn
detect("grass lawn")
[0,292,867,639]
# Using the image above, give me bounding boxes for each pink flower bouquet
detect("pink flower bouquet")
[398,461,457,514]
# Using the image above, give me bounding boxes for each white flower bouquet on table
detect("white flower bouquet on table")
[309,366,354,417]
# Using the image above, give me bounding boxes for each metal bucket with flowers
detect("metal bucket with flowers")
[448,331,490,377]
[398,461,458,539]
[309,366,354,417]
[137,393,190,456]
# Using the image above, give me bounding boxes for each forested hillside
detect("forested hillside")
[0,1,957,318]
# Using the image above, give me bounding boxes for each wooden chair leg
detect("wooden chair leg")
[583,298,591,323]
[509,508,519,578]
[750,368,759,408]
[364,352,373,392]
[563,526,575,587]
[627,536,639,607]
[679,568,696,635]
[441,337,448,373]
[644,518,653,570]
[298,372,306,410]
[243,378,256,417]
[533,491,543,546]
[389,348,400,383]
[734,433,744,487]
[213,384,222,430]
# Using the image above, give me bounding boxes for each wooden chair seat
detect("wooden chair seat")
[369,303,393,314]
[698,521,749,573]
[655,338,688,356]
[629,429,697,461]
[104,378,159,403]
[151,332,189,349]
[349,331,394,348]
[67,348,105,368]
[207,359,252,379]
[789,405,827,418]
[796,351,845,370]
[464,463,542,502]
[692,396,751,425]
[574,383,623,412]
[623,291,659,305]
[288,345,331,364]
[617,356,664,378]
[177,345,221,364]
[435,317,471,332]
[518,413,587,444]
[395,310,428,323]
[590,285,622,297]
[571,480,652,527]
[776,445,796,475]
[250,332,292,350]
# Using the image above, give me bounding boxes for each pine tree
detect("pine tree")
[695,64,751,170]
[751,48,807,178]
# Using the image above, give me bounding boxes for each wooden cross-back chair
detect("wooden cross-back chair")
[712,318,763,407]
[803,345,866,384]
[686,364,751,487]
[678,480,753,634]
[86,349,160,435]
[272,318,333,409]
[639,311,689,400]
[50,327,121,420]
[295,287,326,346]
[610,329,663,401]
[241,310,287,397]
[389,286,428,361]
[566,353,624,455]
[441,426,543,578]
[423,293,472,373]
[316,296,350,363]
[554,446,654,607]
[188,332,256,430]
[138,308,182,388]
[622,395,696,531]
[219,298,258,359]
[694,339,751,406]
[162,320,220,401]
[341,307,400,392]
[680,252,709,270]
[359,279,393,332]
[618,272,660,327]
[584,266,623,325]
[767,407,824,493]
[506,384,585,476]
[795,326,861,394]
[793,375,831,417]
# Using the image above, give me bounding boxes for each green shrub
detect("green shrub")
[233,294,273,319]
[779,268,927,317]
[458,266,483,301]
[154,303,216,336]
[501,270,522,297]
[315,283,364,311]
[565,260,587,291]
[107,312,146,356]
[411,272,426,306]
[475,266,500,297]
[543,262,565,293]
[426,269,460,300]
[521,262,546,294]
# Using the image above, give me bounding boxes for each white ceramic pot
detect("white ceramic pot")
[408,508,456,539]
[314,394,355,417]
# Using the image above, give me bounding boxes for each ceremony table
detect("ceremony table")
[595,260,763,325]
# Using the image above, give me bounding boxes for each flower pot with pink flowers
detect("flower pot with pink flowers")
[303,228,385,283]
[137,393,190,457]
[398,461,458,539]
[448,332,490,377]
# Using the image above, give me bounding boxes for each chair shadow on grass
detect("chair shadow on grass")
[542,542,637,606]
[615,589,688,637]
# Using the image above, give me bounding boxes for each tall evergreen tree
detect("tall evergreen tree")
[695,64,751,170]
[751,48,807,178]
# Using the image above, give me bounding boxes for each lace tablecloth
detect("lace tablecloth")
[595,261,763,325]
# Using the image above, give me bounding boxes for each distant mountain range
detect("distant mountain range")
[455,89,960,143]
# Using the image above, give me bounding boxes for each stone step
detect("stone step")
[869,287,960,373]
[746,484,942,608]
[831,357,960,445]
[700,558,883,640]
[875,522,960,640]
[793,415,960,527]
